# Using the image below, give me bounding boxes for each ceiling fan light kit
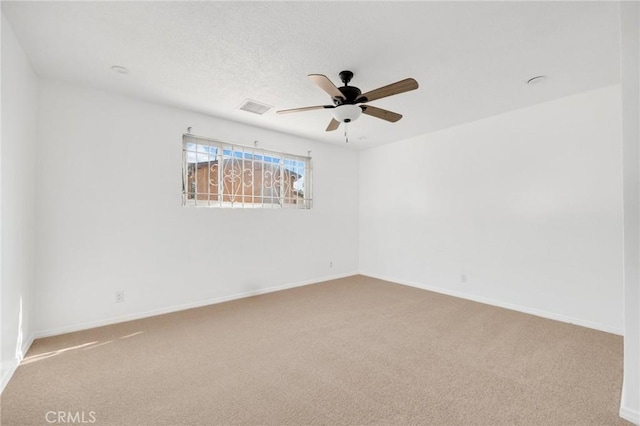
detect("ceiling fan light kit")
[277,70,419,136]
[332,104,362,123]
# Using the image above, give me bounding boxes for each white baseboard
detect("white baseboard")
[620,405,640,425]
[620,386,640,425]
[361,273,623,336]
[0,335,35,395]
[33,272,358,339]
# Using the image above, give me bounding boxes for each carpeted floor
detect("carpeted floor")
[0,275,628,425]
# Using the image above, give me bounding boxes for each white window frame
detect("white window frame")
[182,134,312,209]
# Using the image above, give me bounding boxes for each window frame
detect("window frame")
[182,134,313,209]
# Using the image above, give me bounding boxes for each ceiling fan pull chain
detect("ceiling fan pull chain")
[344,122,349,143]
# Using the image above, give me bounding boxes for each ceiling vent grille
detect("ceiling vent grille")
[238,99,272,115]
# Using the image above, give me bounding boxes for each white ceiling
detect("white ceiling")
[2,1,621,149]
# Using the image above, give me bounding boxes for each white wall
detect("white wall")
[1,14,38,390]
[620,1,640,423]
[359,85,624,333]
[33,79,359,336]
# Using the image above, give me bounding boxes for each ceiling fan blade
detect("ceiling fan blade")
[361,105,403,122]
[326,118,340,132]
[308,74,345,100]
[357,78,418,103]
[276,105,334,114]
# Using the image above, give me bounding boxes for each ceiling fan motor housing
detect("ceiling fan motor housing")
[333,70,362,105]
[334,86,362,105]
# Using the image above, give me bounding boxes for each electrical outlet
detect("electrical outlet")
[329,261,333,268]
[115,291,125,303]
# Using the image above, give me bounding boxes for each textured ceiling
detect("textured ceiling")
[2,1,621,149]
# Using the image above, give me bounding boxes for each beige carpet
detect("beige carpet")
[0,275,628,425]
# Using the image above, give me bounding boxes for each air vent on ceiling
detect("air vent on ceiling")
[238,99,272,115]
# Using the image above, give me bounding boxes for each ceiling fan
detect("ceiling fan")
[277,71,419,132]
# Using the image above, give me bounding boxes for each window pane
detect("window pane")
[182,135,311,209]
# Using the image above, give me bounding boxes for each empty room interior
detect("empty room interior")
[1,1,639,425]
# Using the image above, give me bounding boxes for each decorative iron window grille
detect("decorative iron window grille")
[182,134,312,209]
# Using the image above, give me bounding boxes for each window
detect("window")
[182,134,312,208]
